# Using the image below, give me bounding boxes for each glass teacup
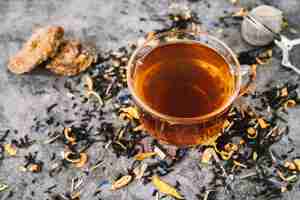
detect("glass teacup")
[127,30,253,146]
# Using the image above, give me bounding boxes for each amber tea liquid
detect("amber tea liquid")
[133,42,235,145]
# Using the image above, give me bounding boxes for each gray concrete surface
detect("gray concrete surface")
[0,0,300,200]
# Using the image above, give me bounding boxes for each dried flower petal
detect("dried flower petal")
[75,153,88,168]
[280,87,288,97]
[232,8,248,17]
[284,100,296,108]
[120,107,139,120]
[293,159,300,171]
[151,175,184,199]
[201,148,214,164]
[64,127,76,144]
[284,161,297,171]
[134,152,157,161]
[247,127,257,139]
[64,151,81,163]
[111,175,132,190]
[4,144,17,156]
[28,164,42,173]
[258,118,269,129]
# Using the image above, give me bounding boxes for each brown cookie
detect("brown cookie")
[46,40,98,76]
[8,26,64,74]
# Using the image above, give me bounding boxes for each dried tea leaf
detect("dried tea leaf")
[75,153,88,168]
[0,183,8,192]
[134,152,157,161]
[46,40,97,76]
[201,148,214,164]
[8,26,64,74]
[111,175,132,190]
[151,175,184,199]
[4,144,17,156]
[258,118,269,129]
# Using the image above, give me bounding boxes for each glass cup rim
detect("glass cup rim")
[127,30,241,124]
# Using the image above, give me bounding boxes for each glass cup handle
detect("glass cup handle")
[238,64,257,97]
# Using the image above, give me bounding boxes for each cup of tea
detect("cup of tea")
[127,30,254,146]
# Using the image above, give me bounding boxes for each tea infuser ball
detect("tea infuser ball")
[242,5,283,46]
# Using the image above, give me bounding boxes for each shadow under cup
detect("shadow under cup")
[127,31,241,146]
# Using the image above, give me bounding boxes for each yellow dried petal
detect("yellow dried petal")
[120,107,139,120]
[64,127,76,143]
[223,120,231,129]
[280,87,288,97]
[232,8,248,17]
[247,127,257,139]
[111,175,132,190]
[134,152,157,161]
[284,161,297,171]
[284,100,296,108]
[151,175,184,199]
[75,153,88,168]
[64,151,81,163]
[293,159,300,171]
[4,144,17,156]
[258,118,269,129]
[253,152,258,161]
[201,148,214,164]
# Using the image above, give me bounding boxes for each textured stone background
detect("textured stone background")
[0,0,300,200]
